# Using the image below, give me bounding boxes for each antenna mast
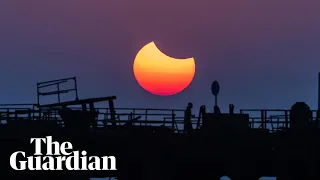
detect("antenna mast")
[318,72,320,110]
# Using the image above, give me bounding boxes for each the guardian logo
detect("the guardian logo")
[10,136,117,171]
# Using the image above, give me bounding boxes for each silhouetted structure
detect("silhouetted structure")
[318,72,320,110]
[184,103,193,133]
[1,77,320,180]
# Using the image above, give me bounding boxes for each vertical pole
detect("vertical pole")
[89,102,97,129]
[285,110,288,129]
[261,110,265,129]
[214,95,217,114]
[37,83,40,105]
[145,109,148,125]
[171,110,175,131]
[318,72,320,110]
[264,110,267,129]
[317,72,320,128]
[214,95,217,107]
[57,84,60,103]
[317,110,320,128]
[108,99,116,126]
[74,77,79,100]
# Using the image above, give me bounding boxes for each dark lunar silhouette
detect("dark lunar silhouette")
[1,77,320,180]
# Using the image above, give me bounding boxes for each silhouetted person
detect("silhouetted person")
[229,104,234,114]
[196,105,206,129]
[184,103,193,133]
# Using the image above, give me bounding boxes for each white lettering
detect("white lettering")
[10,151,26,170]
[30,138,46,155]
[56,156,66,170]
[10,137,117,171]
[102,156,117,170]
[88,156,101,170]
[42,156,55,170]
[60,141,72,155]
[46,136,60,155]
[65,151,80,170]
[27,156,42,170]
[80,151,88,170]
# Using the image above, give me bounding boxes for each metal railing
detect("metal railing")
[0,105,201,132]
[240,109,320,132]
[2,105,320,133]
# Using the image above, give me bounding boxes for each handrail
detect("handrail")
[0,106,189,131]
[1,105,319,133]
[0,104,37,106]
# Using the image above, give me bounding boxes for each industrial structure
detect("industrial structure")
[1,76,320,180]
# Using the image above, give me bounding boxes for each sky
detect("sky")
[1,1,320,179]
[1,0,320,111]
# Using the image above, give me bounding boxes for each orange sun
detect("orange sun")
[133,41,195,96]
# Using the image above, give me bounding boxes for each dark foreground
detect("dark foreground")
[1,116,320,180]
[1,77,320,180]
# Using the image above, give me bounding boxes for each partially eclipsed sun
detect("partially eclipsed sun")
[133,41,195,96]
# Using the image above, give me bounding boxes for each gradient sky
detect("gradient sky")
[1,0,320,110]
[0,1,319,179]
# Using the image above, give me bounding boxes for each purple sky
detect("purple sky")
[1,1,319,179]
[0,0,320,111]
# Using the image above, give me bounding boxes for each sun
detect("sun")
[133,41,195,96]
